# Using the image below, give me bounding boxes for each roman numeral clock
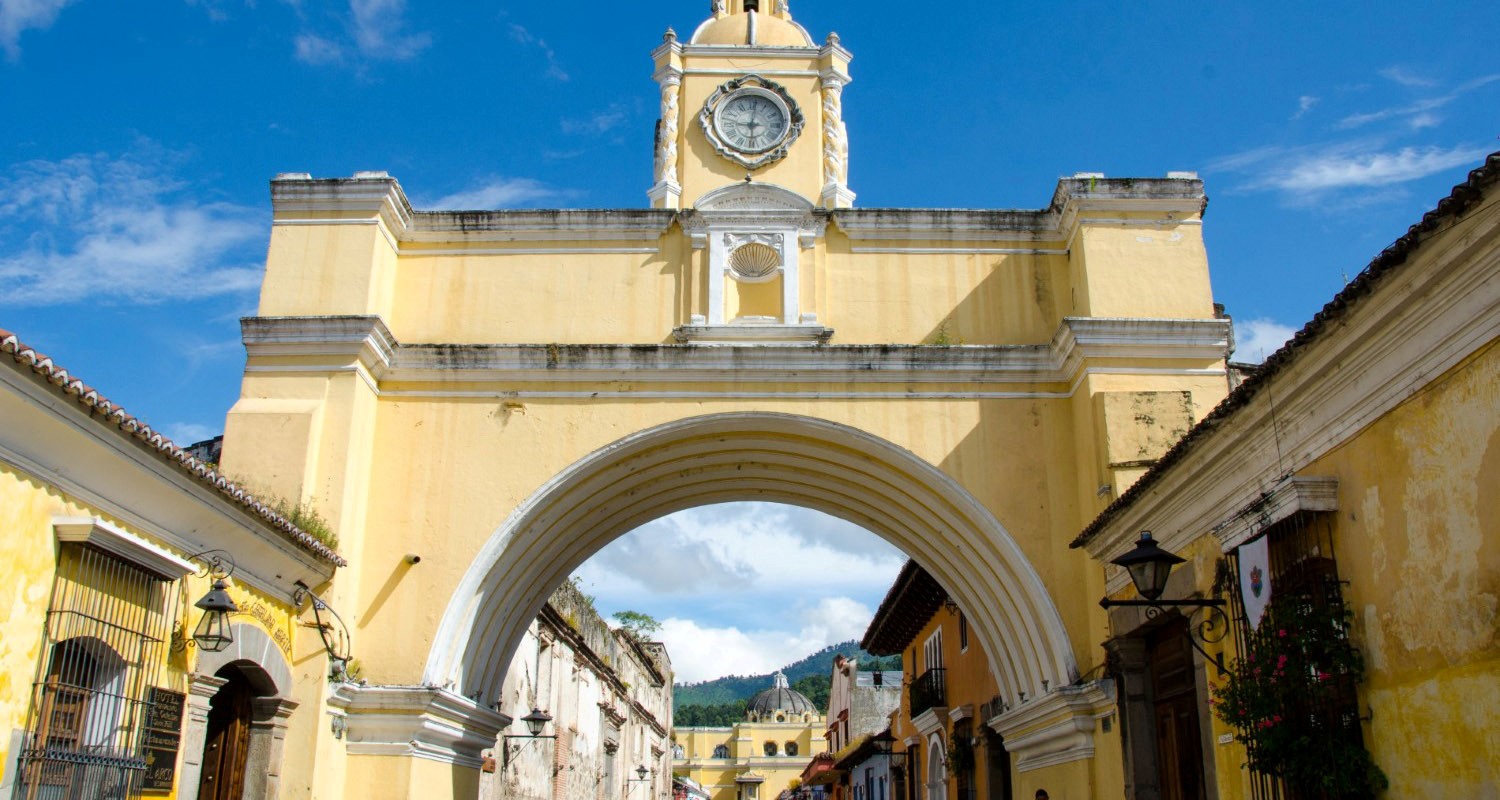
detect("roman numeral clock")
[699,75,806,170]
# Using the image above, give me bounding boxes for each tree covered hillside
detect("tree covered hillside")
[673,641,901,727]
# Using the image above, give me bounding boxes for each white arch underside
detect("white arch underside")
[424,413,1077,706]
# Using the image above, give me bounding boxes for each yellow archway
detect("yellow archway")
[424,412,1077,708]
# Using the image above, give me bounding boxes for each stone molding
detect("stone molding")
[327,684,508,770]
[911,706,949,738]
[987,681,1114,772]
[52,516,196,580]
[241,315,1229,397]
[1212,475,1339,551]
[194,623,296,699]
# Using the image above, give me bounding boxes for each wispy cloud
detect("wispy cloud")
[163,422,218,446]
[1339,73,1500,130]
[1291,95,1319,121]
[0,0,75,60]
[0,149,267,306]
[1379,66,1439,89]
[508,22,567,81]
[561,105,629,136]
[293,0,431,66]
[1209,142,1488,204]
[1232,318,1297,364]
[420,177,575,209]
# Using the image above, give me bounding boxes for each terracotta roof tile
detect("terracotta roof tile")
[0,328,346,567]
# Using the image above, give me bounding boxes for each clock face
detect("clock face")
[698,76,803,170]
[715,92,789,154]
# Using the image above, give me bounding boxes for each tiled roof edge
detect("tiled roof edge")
[1071,149,1500,550]
[0,329,347,568]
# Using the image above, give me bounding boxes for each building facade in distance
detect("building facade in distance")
[674,673,826,800]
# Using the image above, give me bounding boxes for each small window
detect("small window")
[785,741,798,756]
[959,612,969,652]
[714,745,730,759]
[764,741,778,756]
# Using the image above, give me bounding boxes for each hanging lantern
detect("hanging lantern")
[192,579,238,652]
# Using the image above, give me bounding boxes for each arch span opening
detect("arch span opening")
[424,413,1077,707]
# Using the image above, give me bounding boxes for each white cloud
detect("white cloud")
[660,597,877,684]
[562,106,629,136]
[1339,73,1500,130]
[1264,145,1486,193]
[508,22,567,81]
[421,177,574,210]
[0,0,74,60]
[0,151,267,306]
[1379,66,1438,89]
[1232,318,1297,364]
[1210,142,1488,204]
[1291,95,1319,120]
[293,0,430,65]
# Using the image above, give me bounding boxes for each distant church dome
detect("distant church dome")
[747,672,818,721]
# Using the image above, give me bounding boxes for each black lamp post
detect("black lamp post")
[1099,531,1227,672]
[192,579,239,652]
[503,708,557,768]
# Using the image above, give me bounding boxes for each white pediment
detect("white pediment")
[694,183,814,213]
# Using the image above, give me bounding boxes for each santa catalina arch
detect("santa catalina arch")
[219,1,1231,797]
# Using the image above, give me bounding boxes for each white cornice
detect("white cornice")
[328,684,507,769]
[988,681,1113,773]
[54,517,197,580]
[241,316,1230,398]
[1212,475,1339,551]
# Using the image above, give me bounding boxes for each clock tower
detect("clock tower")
[648,0,854,210]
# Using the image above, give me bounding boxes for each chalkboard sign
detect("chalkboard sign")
[142,687,185,792]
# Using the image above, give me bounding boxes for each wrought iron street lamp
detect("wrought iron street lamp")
[1098,531,1227,673]
[503,708,557,768]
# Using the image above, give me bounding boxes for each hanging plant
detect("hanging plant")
[945,735,974,773]
[1211,592,1387,798]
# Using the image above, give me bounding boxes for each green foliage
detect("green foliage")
[927,323,964,346]
[276,498,338,550]
[673,641,902,710]
[613,610,662,640]
[674,700,747,727]
[791,674,830,711]
[1212,594,1387,798]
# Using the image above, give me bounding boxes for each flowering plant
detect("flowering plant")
[1211,593,1387,798]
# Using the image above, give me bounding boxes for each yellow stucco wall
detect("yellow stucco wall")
[674,721,825,800]
[0,459,303,798]
[1310,341,1499,797]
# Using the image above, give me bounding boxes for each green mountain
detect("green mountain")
[673,640,902,726]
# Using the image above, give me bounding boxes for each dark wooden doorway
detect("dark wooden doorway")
[198,668,255,800]
[1148,619,1206,800]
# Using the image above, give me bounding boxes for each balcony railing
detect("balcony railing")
[909,668,946,718]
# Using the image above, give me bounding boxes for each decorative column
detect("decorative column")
[1104,637,1161,800]
[177,673,229,800]
[243,697,299,800]
[819,34,856,209]
[648,30,684,209]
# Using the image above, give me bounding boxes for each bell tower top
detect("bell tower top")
[648,0,853,210]
[690,0,815,47]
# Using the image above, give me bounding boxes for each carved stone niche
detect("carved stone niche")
[676,183,832,345]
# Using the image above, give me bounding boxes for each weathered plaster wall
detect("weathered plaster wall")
[1313,341,1499,797]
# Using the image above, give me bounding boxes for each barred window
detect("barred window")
[16,542,180,800]
[1227,511,1365,800]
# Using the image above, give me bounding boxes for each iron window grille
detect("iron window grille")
[1225,511,1368,800]
[908,668,946,719]
[14,543,181,800]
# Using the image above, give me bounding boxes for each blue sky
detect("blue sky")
[2,1,1496,681]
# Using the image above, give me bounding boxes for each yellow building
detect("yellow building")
[673,673,826,800]
[1075,152,1500,799]
[861,560,1023,800]
[205,0,1240,797]
[0,328,343,799]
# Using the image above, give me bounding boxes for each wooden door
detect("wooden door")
[1149,622,1205,800]
[199,672,254,800]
